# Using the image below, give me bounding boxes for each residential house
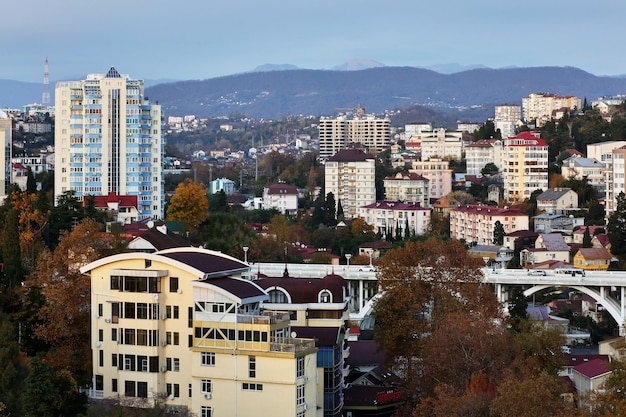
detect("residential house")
[209,178,236,195]
[533,213,582,234]
[572,247,612,271]
[449,205,529,246]
[561,157,605,196]
[572,358,612,399]
[572,226,605,245]
[89,191,140,225]
[536,188,579,214]
[521,233,571,266]
[263,182,299,215]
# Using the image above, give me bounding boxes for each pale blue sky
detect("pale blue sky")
[2,0,625,82]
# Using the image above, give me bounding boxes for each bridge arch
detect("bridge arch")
[523,284,624,334]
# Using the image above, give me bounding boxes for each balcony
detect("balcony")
[237,311,290,325]
[270,338,316,354]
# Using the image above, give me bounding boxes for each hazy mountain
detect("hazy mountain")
[252,64,300,72]
[331,58,385,71]
[144,66,626,120]
[422,62,490,74]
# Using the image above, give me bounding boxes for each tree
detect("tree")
[26,166,37,194]
[1,207,23,291]
[28,219,117,382]
[324,192,337,227]
[0,311,27,417]
[481,162,499,176]
[583,226,593,247]
[166,179,209,232]
[493,220,505,245]
[11,190,49,269]
[607,191,626,257]
[373,239,506,409]
[583,359,626,417]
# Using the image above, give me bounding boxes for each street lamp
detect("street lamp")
[345,254,352,268]
[243,246,249,264]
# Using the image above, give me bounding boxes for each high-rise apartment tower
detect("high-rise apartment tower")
[54,67,164,219]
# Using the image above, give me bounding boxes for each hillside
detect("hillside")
[2,66,625,120]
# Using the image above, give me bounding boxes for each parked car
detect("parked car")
[527,270,546,276]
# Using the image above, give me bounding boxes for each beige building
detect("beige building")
[318,114,390,160]
[535,188,579,214]
[586,141,626,214]
[55,67,164,219]
[503,132,549,203]
[410,159,453,200]
[0,112,11,203]
[383,172,430,207]
[522,93,582,126]
[81,248,321,417]
[465,139,504,175]
[609,145,626,215]
[325,149,376,219]
[263,182,299,215]
[419,128,463,161]
[450,205,529,246]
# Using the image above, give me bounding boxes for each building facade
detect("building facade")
[358,201,432,238]
[383,172,430,207]
[494,104,521,139]
[450,205,529,246]
[410,159,453,200]
[325,150,376,219]
[263,182,299,215]
[54,67,164,219]
[502,132,549,203]
[522,93,582,126]
[209,178,236,195]
[318,115,390,160]
[465,139,504,175]
[81,248,321,417]
[419,128,463,161]
[0,112,11,203]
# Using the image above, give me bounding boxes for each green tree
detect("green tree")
[493,220,505,245]
[583,226,593,247]
[1,207,23,292]
[607,191,626,257]
[0,311,27,417]
[26,166,37,194]
[481,162,499,176]
[324,192,337,227]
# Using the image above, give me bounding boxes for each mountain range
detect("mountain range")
[2,66,626,121]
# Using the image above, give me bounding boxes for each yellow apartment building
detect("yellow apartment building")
[81,247,321,417]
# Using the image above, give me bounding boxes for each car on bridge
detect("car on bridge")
[527,270,547,276]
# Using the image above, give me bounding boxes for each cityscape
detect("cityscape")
[2,59,626,417]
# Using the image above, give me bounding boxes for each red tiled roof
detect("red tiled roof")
[265,183,298,195]
[156,249,248,278]
[507,131,548,146]
[205,277,267,300]
[255,273,348,304]
[326,149,374,162]
[384,172,429,182]
[90,191,138,209]
[573,358,611,379]
[453,205,527,217]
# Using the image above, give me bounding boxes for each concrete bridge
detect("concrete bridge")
[250,263,626,334]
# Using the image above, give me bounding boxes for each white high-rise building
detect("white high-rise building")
[55,68,164,219]
[0,111,11,203]
[318,114,390,160]
[494,105,521,138]
[502,132,549,203]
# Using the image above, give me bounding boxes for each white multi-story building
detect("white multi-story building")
[54,67,164,219]
[419,128,463,161]
[610,145,626,215]
[410,159,453,200]
[383,172,430,207]
[494,104,522,138]
[358,200,431,238]
[209,177,236,195]
[318,115,390,160]
[522,93,582,126]
[450,205,530,246]
[262,182,299,215]
[324,149,376,219]
[465,139,504,175]
[587,141,626,214]
[561,157,605,195]
[502,131,549,203]
[0,112,11,203]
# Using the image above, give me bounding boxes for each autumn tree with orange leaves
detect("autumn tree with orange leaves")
[27,219,118,382]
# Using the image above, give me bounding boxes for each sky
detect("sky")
[2,0,626,83]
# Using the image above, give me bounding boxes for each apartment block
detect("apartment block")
[610,145,626,214]
[383,172,430,207]
[450,205,529,246]
[410,159,453,200]
[358,200,432,238]
[318,115,390,160]
[502,132,549,203]
[465,139,504,175]
[55,67,164,219]
[561,157,605,196]
[0,112,11,203]
[419,128,463,161]
[494,104,522,139]
[262,182,299,215]
[522,93,582,126]
[325,149,376,219]
[586,141,626,214]
[81,248,321,417]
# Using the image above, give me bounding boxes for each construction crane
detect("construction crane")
[334,102,367,119]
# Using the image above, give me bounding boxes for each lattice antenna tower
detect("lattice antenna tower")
[42,57,50,106]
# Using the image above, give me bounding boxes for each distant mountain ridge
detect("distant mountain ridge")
[144,66,626,120]
[2,66,626,121]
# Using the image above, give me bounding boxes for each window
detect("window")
[201,406,212,417]
[201,352,215,366]
[112,354,118,367]
[112,328,117,342]
[99,350,104,367]
[242,383,263,391]
[137,382,148,398]
[170,277,179,292]
[173,332,180,346]
[297,384,305,406]
[297,357,305,378]
[125,380,136,397]
[248,356,256,378]
[98,303,103,317]
[173,306,179,319]
[174,358,180,372]
[112,379,117,393]
[201,379,212,394]
[99,329,103,342]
